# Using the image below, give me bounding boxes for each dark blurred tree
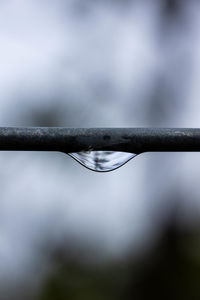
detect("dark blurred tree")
[39,213,200,300]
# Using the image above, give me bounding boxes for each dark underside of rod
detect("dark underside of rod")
[0,127,199,154]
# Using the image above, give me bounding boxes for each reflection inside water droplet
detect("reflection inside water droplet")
[68,151,137,172]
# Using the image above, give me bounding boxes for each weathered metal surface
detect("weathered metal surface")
[0,127,199,154]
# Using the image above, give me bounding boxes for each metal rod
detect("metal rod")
[0,127,199,154]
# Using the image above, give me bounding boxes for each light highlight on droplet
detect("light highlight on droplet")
[68,151,136,172]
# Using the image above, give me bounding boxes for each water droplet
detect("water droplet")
[68,151,137,172]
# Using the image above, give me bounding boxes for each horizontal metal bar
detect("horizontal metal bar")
[0,127,199,154]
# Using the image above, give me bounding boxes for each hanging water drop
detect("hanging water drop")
[68,151,137,172]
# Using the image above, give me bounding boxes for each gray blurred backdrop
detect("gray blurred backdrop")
[1,0,200,299]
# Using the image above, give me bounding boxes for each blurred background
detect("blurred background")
[0,0,200,299]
